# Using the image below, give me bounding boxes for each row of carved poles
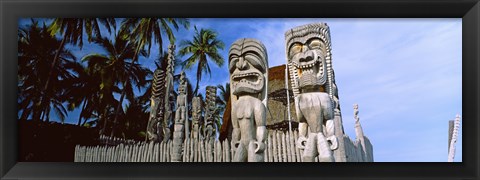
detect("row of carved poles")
[75,130,327,162]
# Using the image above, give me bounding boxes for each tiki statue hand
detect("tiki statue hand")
[254,141,265,153]
[297,136,308,150]
[327,135,338,150]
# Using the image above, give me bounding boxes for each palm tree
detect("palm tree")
[178,27,225,96]
[109,18,190,136]
[122,97,150,140]
[18,20,46,121]
[30,18,116,122]
[213,83,229,136]
[216,82,230,111]
[79,46,118,133]
[63,66,99,126]
[119,18,190,56]
[81,34,151,136]
[18,19,80,122]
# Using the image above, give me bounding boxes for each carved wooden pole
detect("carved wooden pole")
[276,132,282,162]
[272,131,278,162]
[222,140,227,162]
[353,103,369,161]
[172,72,188,162]
[268,134,273,162]
[204,86,217,162]
[225,139,231,162]
[204,86,217,141]
[286,131,291,162]
[285,68,293,133]
[185,86,190,140]
[448,114,461,162]
[161,44,176,142]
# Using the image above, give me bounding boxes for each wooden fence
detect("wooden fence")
[98,135,137,146]
[75,130,366,162]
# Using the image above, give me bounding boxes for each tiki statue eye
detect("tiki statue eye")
[289,43,303,59]
[308,38,323,50]
[229,55,239,73]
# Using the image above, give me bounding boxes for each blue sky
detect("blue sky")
[19,18,462,162]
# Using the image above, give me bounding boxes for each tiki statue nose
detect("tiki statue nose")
[236,57,248,70]
[299,50,315,62]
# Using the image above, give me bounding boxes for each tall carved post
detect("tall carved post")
[229,38,268,162]
[448,114,461,162]
[204,86,217,162]
[354,104,365,139]
[146,69,166,142]
[161,44,176,142]
[353,104,368,161]
[204,86,217,142]
[285,23,338,162]
[172,72,188,162]
[184,85,190,140]
[191,97,202,140]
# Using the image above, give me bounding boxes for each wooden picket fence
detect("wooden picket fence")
[99,134,137,146]
[75,130,365,162]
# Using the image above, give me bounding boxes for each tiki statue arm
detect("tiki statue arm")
[295,96,308,149]
[297,122,308,149]
[323,99,337,150]
[325,119,338,150]
[231,106,241,148]
[254,103,267,153]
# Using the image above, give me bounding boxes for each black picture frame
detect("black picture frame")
[1,0,479,179]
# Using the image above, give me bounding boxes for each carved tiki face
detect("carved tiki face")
[286,23,331,92]
[178,72,186,95]
[192,97,202,124]
[205,86,217,120]
[229,38,268,97]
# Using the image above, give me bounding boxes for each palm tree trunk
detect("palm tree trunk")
[110,50,139,137]
[32,102,42,122]
[20,108,30,121]
[46,106,51,123]
[77,98,87,126]
[40,111,46,122]
[194,79,200,96]
[100,105,109,135]
[32,36,67,122]
[81,114,90,126]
